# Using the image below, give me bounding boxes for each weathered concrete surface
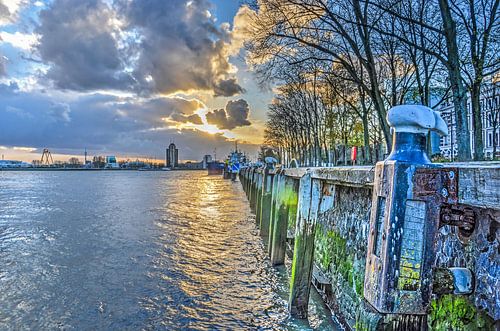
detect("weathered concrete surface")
[434,205,500,321]
[454,162,500,210]
[240,163,499,330]
[314,185,372,326]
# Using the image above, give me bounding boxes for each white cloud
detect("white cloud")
[0,31,38,50]
[0,0,23,26]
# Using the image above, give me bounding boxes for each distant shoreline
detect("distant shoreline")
[0,168,205,172]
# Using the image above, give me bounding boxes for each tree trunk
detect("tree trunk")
[438,0,472,161]
[362,112,372,164]
[471,82,484,160]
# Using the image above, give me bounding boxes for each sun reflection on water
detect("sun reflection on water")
[0,171,336,330]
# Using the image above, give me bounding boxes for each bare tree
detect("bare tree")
[451,0,500,160]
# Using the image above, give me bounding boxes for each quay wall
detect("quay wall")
[239,163,499,330]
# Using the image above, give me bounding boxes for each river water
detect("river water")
[0,171,335,330]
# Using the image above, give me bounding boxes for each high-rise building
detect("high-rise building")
[166,143,179,168]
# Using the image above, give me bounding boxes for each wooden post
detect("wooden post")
[255,172,263,226]
[269,174,293,265]
[248,169,252,204]
[267,172,282,255]
[260,171,274,241]
[289,173,321,318]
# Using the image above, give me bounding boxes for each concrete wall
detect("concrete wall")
[240,163,499,330]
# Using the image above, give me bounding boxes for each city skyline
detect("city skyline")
[0,0,270,162]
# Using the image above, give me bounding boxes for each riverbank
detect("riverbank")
[0,168,205,171]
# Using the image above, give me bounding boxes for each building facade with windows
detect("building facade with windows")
[438,82,499,160]
[165,143,179,168]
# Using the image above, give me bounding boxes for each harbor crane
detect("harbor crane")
[40,148,54,166]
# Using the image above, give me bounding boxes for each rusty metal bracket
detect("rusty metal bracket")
[440,204,476,239]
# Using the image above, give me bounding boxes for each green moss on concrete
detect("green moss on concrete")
[286,188,298,231]
[428,295,495,330]
[314,226,364,298]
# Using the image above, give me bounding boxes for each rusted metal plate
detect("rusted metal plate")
[412,167,458,204]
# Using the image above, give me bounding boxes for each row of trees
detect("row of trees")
[244,0,499,163]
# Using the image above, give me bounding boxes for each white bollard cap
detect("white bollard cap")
[387,105,448,136]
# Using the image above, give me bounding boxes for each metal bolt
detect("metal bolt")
[441,188,449,198]
[449,171,455,179]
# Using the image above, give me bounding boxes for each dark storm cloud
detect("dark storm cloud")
[35,0,244,96]
[120,0,243,96]
[0,83,254,159]
[206,99,251,130]
[171,113,203,125]
[118,96,203,127]
[36,0,134,91]
[214,78,245,97]
[48,102,71,122]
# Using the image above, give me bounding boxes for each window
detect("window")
[488,132,493,147]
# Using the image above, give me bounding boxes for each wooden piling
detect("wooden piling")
[255,172,263,225]
[289,173,320,319]
[259,171,274,241]
[267,172,281,255]
[269,173,288,265]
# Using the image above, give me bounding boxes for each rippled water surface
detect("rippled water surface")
[0,171,335,330]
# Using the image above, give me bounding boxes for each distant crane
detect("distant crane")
[40,148,54,166]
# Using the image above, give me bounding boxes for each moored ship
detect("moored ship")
[207,161,224,175]
[223,148,247,181]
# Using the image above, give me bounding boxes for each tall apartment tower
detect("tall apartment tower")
[166,143,179,168]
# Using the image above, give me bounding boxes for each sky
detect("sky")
[0,0,271,163]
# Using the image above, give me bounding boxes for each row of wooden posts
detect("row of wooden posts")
[239,165,316,319]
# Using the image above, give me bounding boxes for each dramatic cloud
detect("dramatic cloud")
[37,0,133,91]
[121,0,244,96]
[171,113,203,125]
[0,1,264,161]
[35,0,244,96]
[0,83,253,159]
[48,102,71,123]
[118,97,204,127]
[213,78,244,97]
[206,99,251,130]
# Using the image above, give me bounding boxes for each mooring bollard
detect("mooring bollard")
[289,172,322,319]
[363,105,464,316]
